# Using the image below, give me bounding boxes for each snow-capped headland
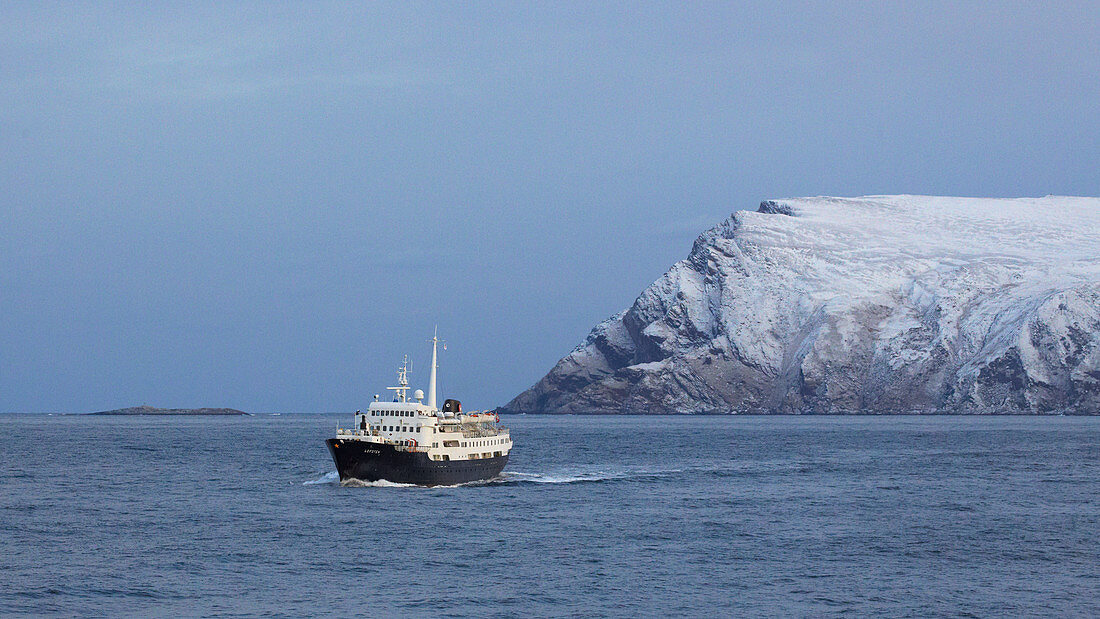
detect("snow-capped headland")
[501,196,1100,414]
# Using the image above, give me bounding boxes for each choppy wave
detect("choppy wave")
[420,468,683,487]
[303,471,419,487]
[503,471,622,484]
[302,471,339,485]
[303,467,684,489]
[499,467,682,485]
[340,478,417,488]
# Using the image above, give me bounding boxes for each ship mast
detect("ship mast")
[428,327,440,409]
[386,355,410,402]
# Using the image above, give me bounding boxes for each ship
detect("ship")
[326,331,511,486]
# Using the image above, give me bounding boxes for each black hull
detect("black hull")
[326,439,508,486]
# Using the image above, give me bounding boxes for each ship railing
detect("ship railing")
[336,428,381,437]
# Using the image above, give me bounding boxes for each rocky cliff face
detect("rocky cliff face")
[501,196,1100,414]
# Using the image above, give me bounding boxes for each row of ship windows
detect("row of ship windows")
[465,439,507,447]
[374,425,503,440]
[363,419,423,433]
[373,426,507,448]
[431,452,503,461]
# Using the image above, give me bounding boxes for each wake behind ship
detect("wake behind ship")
[326,332,511,486]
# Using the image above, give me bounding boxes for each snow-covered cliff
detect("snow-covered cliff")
[501,196,1100,414]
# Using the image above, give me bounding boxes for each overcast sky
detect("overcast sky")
[2,2,1098,412]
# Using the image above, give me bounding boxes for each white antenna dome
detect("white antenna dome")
[414,389,424,402]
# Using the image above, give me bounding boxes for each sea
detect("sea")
[1,413,1097,617]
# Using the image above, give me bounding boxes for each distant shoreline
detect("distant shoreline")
[88,406,251,416]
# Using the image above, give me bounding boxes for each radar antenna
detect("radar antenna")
[386,355,411,402]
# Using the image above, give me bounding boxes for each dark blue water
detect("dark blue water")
[1,414,1097,616]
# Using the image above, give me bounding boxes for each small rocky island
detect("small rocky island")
[90,405,251,416]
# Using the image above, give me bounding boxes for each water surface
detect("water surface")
[1,414,1097,616]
